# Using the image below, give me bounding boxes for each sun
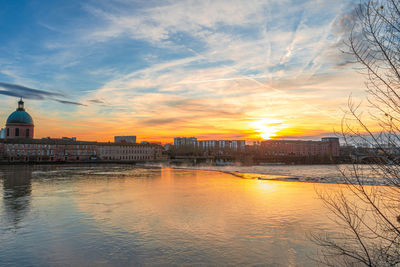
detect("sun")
[251,118,286,139]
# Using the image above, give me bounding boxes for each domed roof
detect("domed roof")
[6,111,33,125]
[6,99,34,125]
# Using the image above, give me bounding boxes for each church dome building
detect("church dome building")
[5,99,34,139]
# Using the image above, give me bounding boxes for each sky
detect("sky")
[0,0,367,143]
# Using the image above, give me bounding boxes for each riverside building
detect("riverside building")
[197,140,245,151]
[261,138,340,157]
[174,137,197,147]
[174,137,245,151]
[0,100,162,163]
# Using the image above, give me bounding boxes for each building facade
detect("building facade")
[174,137,245,152]
[261,138,340,157]
[97,143,162,161]
[0,138,97,162]
[114,136,137,143]
[174,137,197,148]
[0,138,163,163]
[197,140,245,151]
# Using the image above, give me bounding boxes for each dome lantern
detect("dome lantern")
[17,97,25,111]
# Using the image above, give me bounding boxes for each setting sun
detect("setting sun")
[251,118,287,139]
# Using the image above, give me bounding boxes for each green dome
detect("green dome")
[6,110,34,125]
[6,99,34,125]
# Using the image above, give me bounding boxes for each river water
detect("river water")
[0,164,355,266]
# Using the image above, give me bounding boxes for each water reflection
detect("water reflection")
[71,167,336,265]
[0,164,349,266]
[1,165,33,227]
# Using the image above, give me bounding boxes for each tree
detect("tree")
[313,1,400,266]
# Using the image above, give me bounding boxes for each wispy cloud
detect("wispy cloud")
[0,82,63,99]
[0,82,85,106]
[87,99,105,104]
[54,99,87,106]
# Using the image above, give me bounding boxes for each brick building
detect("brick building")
[261,137,340,157]
[0,138,163,163]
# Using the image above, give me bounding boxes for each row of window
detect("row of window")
[5,144,95,149]
[8,156,83,162]
[101,149,152,155]
[6,128,30,137]
[6,149,97,156]
[266,152,332,156]
[7,155,153,161]
[103,155,152,160]
[1,144,160,158]
[8,150,53,156]
[6,144,53,149]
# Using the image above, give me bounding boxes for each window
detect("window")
[15,128,19,137]
[26,129,30,137]
[6,128,9,136]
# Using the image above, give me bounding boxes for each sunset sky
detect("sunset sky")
[0,0,366,143]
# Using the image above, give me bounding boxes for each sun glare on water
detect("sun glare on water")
[252,118,286,139]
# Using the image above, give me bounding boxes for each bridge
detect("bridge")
[350,153,400,164]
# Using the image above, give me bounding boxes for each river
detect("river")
[0,164,360,266]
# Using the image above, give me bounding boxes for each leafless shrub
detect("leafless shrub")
[314,1,400,266]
